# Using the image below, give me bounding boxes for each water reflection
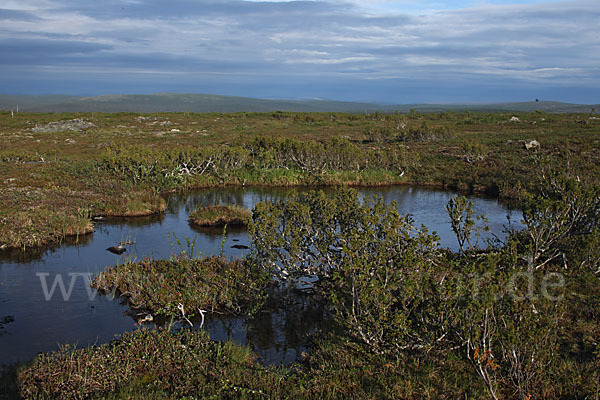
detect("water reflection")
[0,233,94,264]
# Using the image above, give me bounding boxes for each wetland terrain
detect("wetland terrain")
[1,110,599,399]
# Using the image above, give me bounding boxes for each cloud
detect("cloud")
[0,0,598,102]
[0,39,111,65]
[0,8,42,21]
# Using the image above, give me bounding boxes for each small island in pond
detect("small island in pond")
[188,205,251,227]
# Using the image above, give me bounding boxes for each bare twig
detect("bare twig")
[177,303,194,328]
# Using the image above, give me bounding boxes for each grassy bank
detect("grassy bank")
[0,161,166,249]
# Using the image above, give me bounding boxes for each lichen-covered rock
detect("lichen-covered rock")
[32,119,96,133]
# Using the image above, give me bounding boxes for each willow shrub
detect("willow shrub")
[449,165,600,399]
[452,247,566,400]
[519,164,600,271]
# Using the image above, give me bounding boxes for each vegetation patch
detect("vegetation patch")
[188,205,251,227]
[13,328,491,399]
[99,191,167,217]
[91,256,269,319]
[0,208,94,250]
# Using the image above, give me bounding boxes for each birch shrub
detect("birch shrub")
[248,189,457,355]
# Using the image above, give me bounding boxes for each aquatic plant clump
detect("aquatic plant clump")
[91,256,269,319]
[99,191,167,217]
[188,205,251,227]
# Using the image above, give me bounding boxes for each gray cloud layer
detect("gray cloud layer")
[0,0,598,102]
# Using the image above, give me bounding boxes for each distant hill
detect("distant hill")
[0,93,597,114]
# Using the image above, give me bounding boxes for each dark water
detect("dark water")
[0,186,521,366]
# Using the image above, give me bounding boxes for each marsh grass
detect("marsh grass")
[101,191,167,217]
[188,205,251,227]
[0,209,94,249]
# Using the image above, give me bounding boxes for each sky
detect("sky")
[0,0,598,103]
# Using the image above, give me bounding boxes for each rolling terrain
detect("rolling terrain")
[0,93,597,113]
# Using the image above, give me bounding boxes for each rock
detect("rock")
[524,140,540,150]
[32,119,96,133]
[106,245,127,255]
[509,116,521,122]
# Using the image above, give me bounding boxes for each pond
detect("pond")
[0,186,522,366]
